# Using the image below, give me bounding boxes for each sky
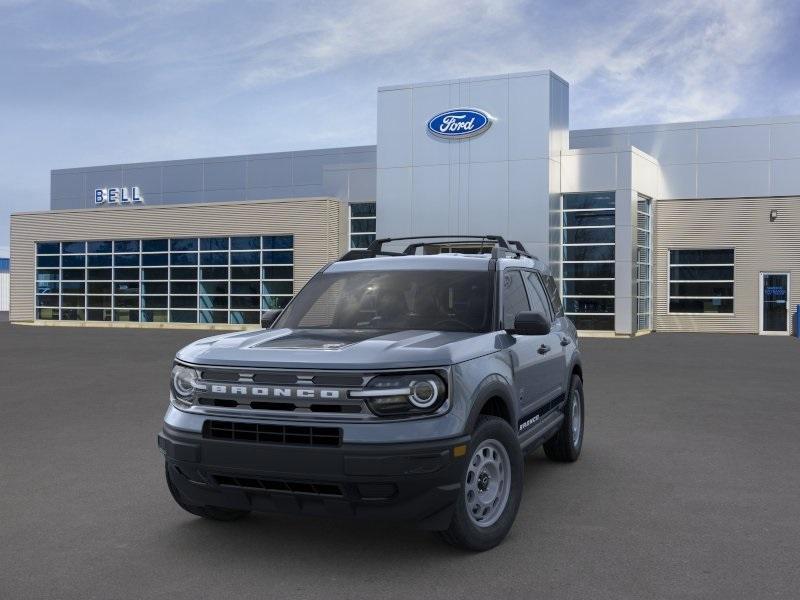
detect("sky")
[1,0,799,249]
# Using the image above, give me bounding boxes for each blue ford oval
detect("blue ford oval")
[427,108,493,139]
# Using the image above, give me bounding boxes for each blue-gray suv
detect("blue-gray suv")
[158,236,584,551]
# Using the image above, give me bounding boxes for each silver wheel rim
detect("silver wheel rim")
[464,439,511,528]
[571,388,582,448]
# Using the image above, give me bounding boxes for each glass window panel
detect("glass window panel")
[114,281,140,294]
[564,297,615,314]
[170,238,198,251]
[350,218,376,233]
[262,296,292,310]
[199,281,228,295]
[229,310,259,325]
[502,271,531,329]
[62,255,86,267]
[87,309,112,321]
[114,309,139,322]
[114,240,139,253]
[563,228,615,244]
[114,268,139,280]
[200,237,229,251]
[170,267,197,280]
[350,234,375,249]
[566,314,615,330]
[36,307,59,320]
[262,235,293,249]
[230,280,259,295]
[563,280,615,296]
[88,282,112,294]
[199,295,228,309]
[263,266,293,280]
[88,268,112,281]
[87,241,112,253]
[142,296,168,308]
[62,241,86,254]
[115,296,139,308]
[141,281,168,294]
[231,236,260,250]
[61,309,85,320]
[170,281,197,295]
[563,192,615,210]
[231,296,260,309]
[230,251,259,265]
[61,295,84,307]
[670,282,734,297]
[87,296,112,308]
[62,282,85,294]
[62,269,85,281]
[562,263,615,278]
[350,203,376,217]
[670,249,734,265]
[36,242,60,254]
[231,266,259,280]
[36,295,59,307]
[563,245,615,261]
[141,310,168,322]
[142,253,168,266]
[563,211,615,227]
[262,281,293,295]
[170,310,197,323]
[170,252,198,266]
[36,281,59,294]
[200,252,228,265]
[200,310,229,324]
[142,267,169,280]
[36,269,59,281]
[114,253,139,267]
[142,239,168,252]
[170,296,197,309]
[262,251,293,264]
[88,254,113,267]
[669,299,734,314]
[669,266,733,281]
[37,256,59,268]
[201,267,228,280]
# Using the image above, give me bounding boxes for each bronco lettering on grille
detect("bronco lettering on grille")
[196,383,341,400]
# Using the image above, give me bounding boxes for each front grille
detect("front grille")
[203,420,342,447]
[197,398,364,414]
[212,474,343,497]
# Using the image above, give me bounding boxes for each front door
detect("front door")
[759,273,790,335]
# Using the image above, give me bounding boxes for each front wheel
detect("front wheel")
[543,374,584,462]
[439,416,523,551]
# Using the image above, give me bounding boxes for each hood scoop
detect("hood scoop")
[253,329,386,350]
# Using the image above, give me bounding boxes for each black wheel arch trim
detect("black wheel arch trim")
[464,374,516,433]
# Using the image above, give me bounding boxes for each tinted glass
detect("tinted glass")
[350,203,376,217]
[670,282,734,296]
[563,192,615,210]
[563,245,614,261]
[670,266,733,281]
[502,271,530,330]
[87,241,112,253]
[522,272,550,319]
[36,242,59,254]
[62,241,86,254]
[230,236,259,250]
[567,314,615,330]
[563,211,615,227]
[563,280,615,296]
[670,249,734,264]
[170,238,198,251]
[563,228,615,244]
[262,236,293,249]
[114,240,139,253]
[200,237,229,251]
[669,299,733,313]
[563,263,615,278]
[142,239,168,252]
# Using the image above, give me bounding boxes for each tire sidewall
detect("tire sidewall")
[565,375,585,459]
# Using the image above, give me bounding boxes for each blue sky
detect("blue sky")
[1,0,799,249]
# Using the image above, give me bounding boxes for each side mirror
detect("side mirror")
[260,309,282,329]
[508,311,551,336]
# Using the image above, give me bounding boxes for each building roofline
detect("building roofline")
[572,114,800,137]
[378,69,568,92]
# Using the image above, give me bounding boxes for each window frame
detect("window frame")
[667,247,735,315]
[348,202,377,250]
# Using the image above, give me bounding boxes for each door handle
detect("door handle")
[537,344,551,355]
[560,337,570,347]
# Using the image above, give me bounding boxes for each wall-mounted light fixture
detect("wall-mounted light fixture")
[769,209,778,222]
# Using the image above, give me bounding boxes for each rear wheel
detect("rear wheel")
[439,416,523,551]
[165,463,250,521]
[543,374,584,462]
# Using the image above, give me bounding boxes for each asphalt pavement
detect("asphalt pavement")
[1,323,799,599]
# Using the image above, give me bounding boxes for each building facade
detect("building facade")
[9,69,799,335]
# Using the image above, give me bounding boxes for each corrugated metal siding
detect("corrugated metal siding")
[0,271,9,311]
[654,197,800,333]
[10,198,343,322]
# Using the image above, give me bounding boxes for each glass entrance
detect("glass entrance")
[759,273,790,334]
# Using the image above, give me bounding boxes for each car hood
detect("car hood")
[175,328,500,370]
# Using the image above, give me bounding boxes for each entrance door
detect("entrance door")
[759,273,790,335]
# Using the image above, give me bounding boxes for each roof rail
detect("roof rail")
[354,235,536,259]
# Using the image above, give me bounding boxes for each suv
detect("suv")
[158,235,584,551]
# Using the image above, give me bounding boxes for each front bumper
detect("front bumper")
[158,423,469,530]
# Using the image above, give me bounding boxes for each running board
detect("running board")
[519,411,564,454]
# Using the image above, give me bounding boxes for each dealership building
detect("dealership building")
[9,69,800,335]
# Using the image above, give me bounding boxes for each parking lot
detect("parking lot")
[1,323,799,599]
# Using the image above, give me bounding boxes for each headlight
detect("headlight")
[351,372,447,417]
[170,364,200,407]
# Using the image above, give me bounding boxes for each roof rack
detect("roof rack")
[338,235,536,261]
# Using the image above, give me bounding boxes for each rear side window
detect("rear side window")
[502,271,531,329]
[542,274,564,317]
[522,271,552,320]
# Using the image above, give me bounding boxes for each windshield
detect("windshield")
[274,269,494,333]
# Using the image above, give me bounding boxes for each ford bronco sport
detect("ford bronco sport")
[158,235,584,551]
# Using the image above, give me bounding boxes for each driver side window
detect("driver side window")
[502,271,531,329]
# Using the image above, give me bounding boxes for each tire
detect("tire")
[439,416,523,551]
[543,374,584,462]
[165,463,250,522]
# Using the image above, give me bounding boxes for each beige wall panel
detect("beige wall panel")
[10,198,343,322]
[655,197,800,333]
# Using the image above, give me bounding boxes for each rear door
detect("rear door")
[522,270,566,403]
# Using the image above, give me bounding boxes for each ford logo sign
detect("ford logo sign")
[427,108,493,139]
